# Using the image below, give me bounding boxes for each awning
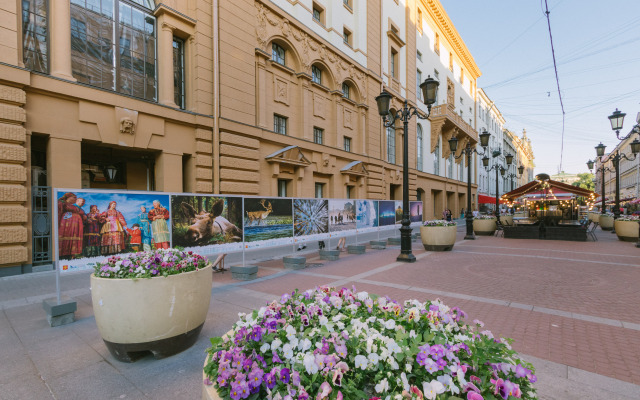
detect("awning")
[478,194,506,204]
[502,177,595,202]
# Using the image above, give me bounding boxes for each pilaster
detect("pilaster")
[50,0,77,81]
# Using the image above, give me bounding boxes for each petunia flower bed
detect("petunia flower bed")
[474,215,497,220]
[94,248,210,279]
[423,220,458,227]
[203,286,536,400]
[617,215,640,221]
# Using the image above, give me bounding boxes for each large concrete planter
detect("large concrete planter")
[91,264,212,362]
[614,220,639,242]
[599,214,614,231]
[420,225,456,251]
[514,212,525,218]
[589,212,600,223]
[501,215,514,226]
[473,218,497,236]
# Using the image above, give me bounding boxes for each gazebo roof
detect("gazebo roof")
[501,178,595,202]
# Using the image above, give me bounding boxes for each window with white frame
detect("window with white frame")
[433,138,440,175]
[417,124,423,171]
[387,125,396,164]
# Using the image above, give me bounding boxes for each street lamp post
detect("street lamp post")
[376,76,439,263]
[448,129,491,240]
[587,158,612,215]
[506,165,524,192]
[483,153,513,223]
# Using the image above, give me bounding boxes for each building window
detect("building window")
[448,154,453,178]
[343,0,352,9]
[343,27,352,47]
[417,125,423,171]
[449,52,453,71]
[315,182,324,198]
[346,185,354,199]
[277,179,288,197]
[71,0,157,100]
[342,82,350,99]
[274,114,287,135]
[312,3,324,25]
[416,69,422,101]
[391,49,398,78]
[416,50,422,62]
[173,37,185,109]
[460,67,464,84]
[344,136,352,152]
[433,138,440,175]
[312,65,322,84]
[22,0,48,73]
[272,42,285,65]
[434,33,440,55]
[314,127,323,144]
[387,125,396,164]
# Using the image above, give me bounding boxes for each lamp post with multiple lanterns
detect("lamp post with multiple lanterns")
[375,76,440,263]
[482,152,513,223]
[586,158,612,215]
[506,166,525,192]
[448,129,490,240]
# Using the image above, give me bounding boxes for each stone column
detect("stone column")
[47,137,81,188]
[255,51,270,128]
[158,21,178,107]
[50,0,76,81]
[155,152,182,192]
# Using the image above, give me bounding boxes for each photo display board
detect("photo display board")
[53,188,422,272]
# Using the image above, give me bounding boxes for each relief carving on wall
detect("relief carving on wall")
[275,77,289,105]
[115,107,138,135]
[447,78,455,109]
[313,93,325,119]
[343,108,353,129]
[255,1,367,102]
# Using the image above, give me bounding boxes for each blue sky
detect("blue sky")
[441,0,640,175]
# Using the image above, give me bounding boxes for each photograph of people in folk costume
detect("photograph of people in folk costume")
[56,191,171,261]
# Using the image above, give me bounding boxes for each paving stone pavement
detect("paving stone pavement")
[1,225,639,399]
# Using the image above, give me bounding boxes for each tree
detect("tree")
[572,173,595,191]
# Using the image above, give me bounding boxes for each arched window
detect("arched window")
[387,125,396,164]
[417,125,423,171]
[433,137,440,176]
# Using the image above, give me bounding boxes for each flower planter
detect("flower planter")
[589,212,600,223]
[419,225,456,251]
[614,220,639,242]
[599,214,614,231]
[473,218,497,235]
[91,264,212,362]
[514,212,526,218]
[501,215,514,226]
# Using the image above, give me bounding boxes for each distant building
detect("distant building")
[551,171,580,185]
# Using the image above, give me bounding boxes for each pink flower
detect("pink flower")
[316,381,332,400]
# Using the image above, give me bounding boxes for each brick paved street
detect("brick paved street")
[1,226,639,399]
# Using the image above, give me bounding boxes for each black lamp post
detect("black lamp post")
[587,158,611,215]
[376,76,439,262]
[506,165,524,192]
[485,153,513,223]
[448,129,490,240]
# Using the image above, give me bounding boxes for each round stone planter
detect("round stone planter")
[501,215,513,226]
[473,218,497,236]
[347,244,366,254]
[283,256,306,270]
[91,264,212,362]
[420,225,456,251]
[388,237,401,245]
[319,249,340,261]
[599,214,614,231]
[369,240,386,249]
[589,212,600,223]
[614,220,639,242]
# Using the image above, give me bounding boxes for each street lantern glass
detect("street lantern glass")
[608,109,626,131]
[104,165,118,183]
[482,156,489,167]
[518,165,525,176]
[631,138,640,155]
[595,142,606,157]
[586,159,594,170]
[419,75,439,106]
[479,129,490,148]
[500,168,506,177]
[448,136,458,152]
[505,153,513,165]
[375,90,392,117]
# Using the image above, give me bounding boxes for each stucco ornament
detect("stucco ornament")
[120,118,135,135]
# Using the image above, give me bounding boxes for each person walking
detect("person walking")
[446,209,452,222]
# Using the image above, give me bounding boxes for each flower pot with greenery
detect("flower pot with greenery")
[202,286,537,400]
[91,248,212,362]
[614,215,640,242]
[420,220,457,251]
[599,213,614,231]
[473,215,497,236]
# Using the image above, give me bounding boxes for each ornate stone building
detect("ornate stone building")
[0,0,482,275]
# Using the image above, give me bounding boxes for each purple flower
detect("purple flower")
[264,370,277,390]
[280,368,290,383]
[467,392,484,400]
[247,367,263,388]
[229,382,242,400]
[292,370,300,387]
[515,364,527,378]
[249,326,263,342]
[272,350,283,364]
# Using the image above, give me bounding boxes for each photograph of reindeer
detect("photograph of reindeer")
[378,201,396,226]
[328,200,356,233]
[294,199,328,237]
[170,195,243,249]
[243,198,293,243]
[410,201,423,223]
[356,200,378,230]
[395,201,403,224]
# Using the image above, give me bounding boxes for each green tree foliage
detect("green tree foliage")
[572,173,595,191]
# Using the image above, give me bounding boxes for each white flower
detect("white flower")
[374,378,389,393]
[303,353,318,374]
[289,337,299,349]
[298,338,311,352]
[405,363,412,373]
[356,291,369,301]
[354,354,368,370]
[384,319,396,330]
[378,296,387,307]
[319,316,328,326]
[422,380,445,400]
[389,358,399,370]
[282,343,294,359]
[409,330,417,338]
[260,343,270,353]
[285,325,296,340]
[271,338,282,350]
[368,352,380,365]
[400,372,409,392]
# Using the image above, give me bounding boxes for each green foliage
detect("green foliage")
[572,172,595,191]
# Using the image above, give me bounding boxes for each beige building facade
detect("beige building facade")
[0,0,482,275]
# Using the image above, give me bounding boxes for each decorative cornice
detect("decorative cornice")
[154,3,196,26]
[422,0,481,79]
